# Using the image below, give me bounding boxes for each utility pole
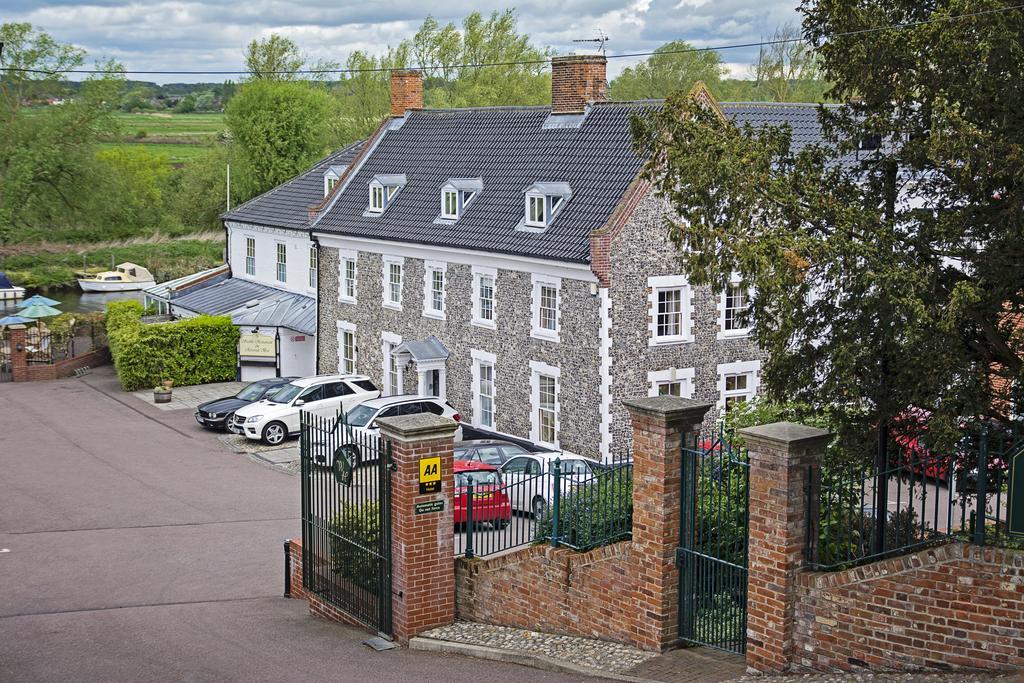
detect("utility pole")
[226,164,231,212]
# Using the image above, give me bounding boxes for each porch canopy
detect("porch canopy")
[394,336,449,398]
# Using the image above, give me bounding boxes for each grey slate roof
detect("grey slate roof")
[172,278,316,335]
[394,335,449,362]
[222,140,365,231]
[312,101,851,264]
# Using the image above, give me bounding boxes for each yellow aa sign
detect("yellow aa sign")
[420,457,441,481]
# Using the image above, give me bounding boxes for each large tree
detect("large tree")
[607,41,726,101]
[243,34,338,81]
[632,1,1024,443]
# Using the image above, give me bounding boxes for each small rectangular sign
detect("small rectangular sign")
[1008,452,1024,537]
[419,456,441,494]
[239,332,276,358]
[414,500,444,515]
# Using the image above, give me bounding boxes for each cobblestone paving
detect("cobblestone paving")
[420,621,659,674]
[737,672,1019,682]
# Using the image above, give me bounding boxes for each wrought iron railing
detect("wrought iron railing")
[806,422,1023,571]
[455,459,633,559]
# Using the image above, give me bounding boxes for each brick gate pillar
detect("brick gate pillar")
[376,413,458,645]
[8,325,28,382]
[623,396,713,651]
[739,422,831,673]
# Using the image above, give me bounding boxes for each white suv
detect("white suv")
[231,375,380,445]
[499,451,602,520]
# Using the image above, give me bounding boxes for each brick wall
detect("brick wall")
[390,69,423,116]
[286,539,306,601]
[456,542,645,645]
[551,55,607,114]
[9,326,109,382]
[794,542,1024,672]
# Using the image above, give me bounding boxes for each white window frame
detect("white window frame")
[422,260,447,320]
[471,265,497,329]
[325,175,338,196]
[337,320,357,375]
[529,360,561,449]
[338,250,357,304]
[382,255,404,311]
[717,275,753,339]
[647,367,695,398]
[244,236,256,276]
[525,193,546,228]
[441,189,459,219]
[275,242,287,283]
[471,349,497,430]
[308,245,317,289]
[382,331,403,397]
[716,360,761,413]
[369,182,385,212]
[648,274,694,346]
[530,274,561,342]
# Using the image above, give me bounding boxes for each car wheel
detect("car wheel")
[532,497,547,523]
[493,519,509,530]
[223,412,235,431]
[262,421,287,446]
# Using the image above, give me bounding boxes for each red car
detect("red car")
[454,461,511,529]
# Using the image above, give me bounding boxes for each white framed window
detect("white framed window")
[471,266,497,329]
[338,250,357,304]
[275,243,287,283]
[369,183,385,212]
[367,174,405,214]
[244,237,256,276]
[717,360,761,413]
[326,176,338,194]
[526,193,546,227]
[337,321,356,375]
[648,275,693,345]
[442,189,459,219]
[471,349,497,430]
[308,246,317,289]
[530,274,561,342]
[422,260,446,320]
[529,360,560,448]
[718,277,753,338]
[382,255,403,310]
[647,367,695,398]
[382,332,403,396]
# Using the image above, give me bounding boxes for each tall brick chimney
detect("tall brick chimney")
[390,69,423,116]
[550,54,607,114]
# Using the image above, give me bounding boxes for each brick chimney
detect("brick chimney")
[551,54,607,114]
[390,69,423,116]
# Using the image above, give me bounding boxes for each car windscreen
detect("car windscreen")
[456,470,500,487]
[236,383,270,401]
[267,383,302,404]
[345,404,378,428]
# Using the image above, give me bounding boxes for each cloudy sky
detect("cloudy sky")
[8,0,803,83]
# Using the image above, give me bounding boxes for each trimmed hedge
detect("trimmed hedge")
[106,300,240,391]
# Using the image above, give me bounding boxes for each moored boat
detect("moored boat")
[0,272,26,302]
[77,263,156,292]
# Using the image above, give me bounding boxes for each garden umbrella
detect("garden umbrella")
[0,315,34,326]
[19,304,62,318]
[17,294,60,308]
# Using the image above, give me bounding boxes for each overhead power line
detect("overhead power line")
[4,3,1023,77]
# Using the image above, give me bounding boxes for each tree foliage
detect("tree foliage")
[243,33,338,81]
[748,22,830,103]
[632,0,1024,444]
[225,79,333,195]
[607,41,726,101]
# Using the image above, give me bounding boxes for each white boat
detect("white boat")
[77,263,156,292]
[0,272,25,301]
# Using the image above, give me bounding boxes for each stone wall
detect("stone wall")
[455,542,644,645]
[608,191,765,452]
[794,542,1024,672]
[317,246,604,458]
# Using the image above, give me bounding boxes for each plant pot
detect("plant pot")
[154,389,172,404]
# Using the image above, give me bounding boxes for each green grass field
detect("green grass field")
[98,141,213,165]
[114,112,225,139]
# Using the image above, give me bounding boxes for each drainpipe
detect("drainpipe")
[310,234,321,374]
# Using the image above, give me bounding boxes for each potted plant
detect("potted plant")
[161,379,174,390]
[154,384,172,404]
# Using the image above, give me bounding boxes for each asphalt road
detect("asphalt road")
[0,367,591,682]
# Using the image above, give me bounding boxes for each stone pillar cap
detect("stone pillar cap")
[376,413,458,443]
[739,421,832,450]
[7,324,27,330]
[622,396,713,423]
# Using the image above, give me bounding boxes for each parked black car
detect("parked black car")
[454,439,533,466]
[195,377,297,431]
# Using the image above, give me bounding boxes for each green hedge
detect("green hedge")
[106,300,240,391]
[328,501,382,590]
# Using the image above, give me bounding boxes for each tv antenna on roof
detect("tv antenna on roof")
[572,30,609,56]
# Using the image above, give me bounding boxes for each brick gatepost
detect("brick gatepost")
[623,396,713,651]
[8,325,28,382]
[739,421,831,673]
[376,413,458,644]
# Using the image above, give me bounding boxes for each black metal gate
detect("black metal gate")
[677,427,750,654]
[0,329,11,383]
[300,411,393,636]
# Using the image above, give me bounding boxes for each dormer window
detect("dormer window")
[367,174,406,214]
[438,178,482,222]
[521,182,571,231]
[323,165,345,197]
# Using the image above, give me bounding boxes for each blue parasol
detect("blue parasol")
[0,315,34,325]
[19,304,62,318]
[17,294,61,308]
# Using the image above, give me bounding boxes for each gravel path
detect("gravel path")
[421,621,659,674]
